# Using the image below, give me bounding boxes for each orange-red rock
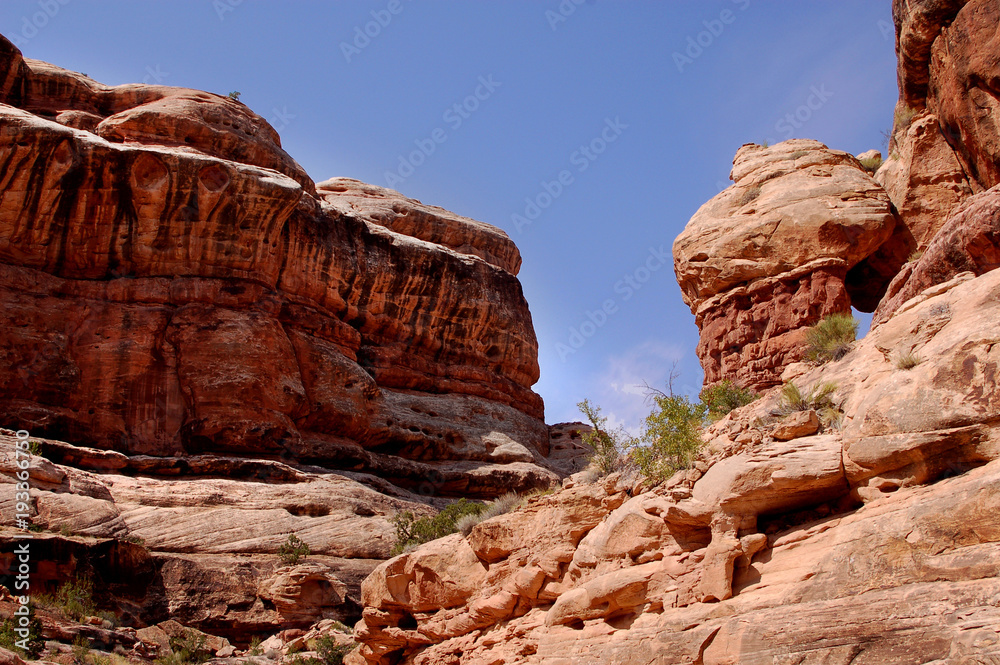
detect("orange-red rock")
[674,140,893,390]
[0,36,562,491]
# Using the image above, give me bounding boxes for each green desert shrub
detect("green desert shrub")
[0,610,44,659]
[579,377,712,486]
[699,380,758,421]
[776,381,841,428]
[391,499,486,556]
[37,576,96,621]
[278,534,311,565]
[631,392,707,482]
[315,636,353,665]
[804,313,859,363]
[456,492,522,536]
[859,155,883,173]
[156,630,211,665]
[737,185,761,206]
[578,399,635,475]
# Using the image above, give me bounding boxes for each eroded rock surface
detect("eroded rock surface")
[0,35,574,494]
[673,140,894,390]
[352,268,1000,664]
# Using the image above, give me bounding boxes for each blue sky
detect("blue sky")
[2,1,897,430]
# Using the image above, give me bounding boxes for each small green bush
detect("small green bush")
[72,636,91,665]
[227,91,241,102]
[737,185,761,207]
[157,630,211,665]
[578,399,633,475]
[804,313,859,363]
[121,534,147,549]
[699,380,758,421]
[391,499,486,556]
[456,492,522,536]
[28,440,42,456]
[631,393,707,482]
[777,381,841,428]
[908,248,925,263]
[278,534,311,565]
[894,105,918,132]
[895,351,922,370]
[247,636,263,656]
[38,577,96,621]
[316,636,353,665]
[0,611,44,659]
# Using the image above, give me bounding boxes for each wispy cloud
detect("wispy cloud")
[586,339,690,431]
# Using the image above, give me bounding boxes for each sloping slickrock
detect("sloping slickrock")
[0,434,417,637]
[316,178,521,275]
[0,35,571,493]
[674,140,895,389]
[351,267,1000,664]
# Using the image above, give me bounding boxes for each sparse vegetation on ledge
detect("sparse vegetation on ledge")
[804,313,859,363]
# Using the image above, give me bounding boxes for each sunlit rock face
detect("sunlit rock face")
[673,140,895,391]
[0,34,568,495]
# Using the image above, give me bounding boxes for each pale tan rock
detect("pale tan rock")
[675,140,895,308]
[0,648,24,665]
[771,409,820,441]
[258,563,350,624]
[876,112,972,251]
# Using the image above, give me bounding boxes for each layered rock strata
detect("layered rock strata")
[0,36,564,494]
[673,140,895,390]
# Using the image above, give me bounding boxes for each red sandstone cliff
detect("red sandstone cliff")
[0,34,574,497]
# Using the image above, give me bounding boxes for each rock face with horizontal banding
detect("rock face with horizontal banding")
[0,35,567,495]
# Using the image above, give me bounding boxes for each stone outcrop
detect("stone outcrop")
[0,34,575,494]
[872,185,1000,325]
[925,0,1000,191]
[673,140,895,390]
[352,268,1000,664]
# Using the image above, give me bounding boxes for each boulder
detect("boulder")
[674,140,895,389]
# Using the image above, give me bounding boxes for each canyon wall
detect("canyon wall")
[0,34,572,497]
